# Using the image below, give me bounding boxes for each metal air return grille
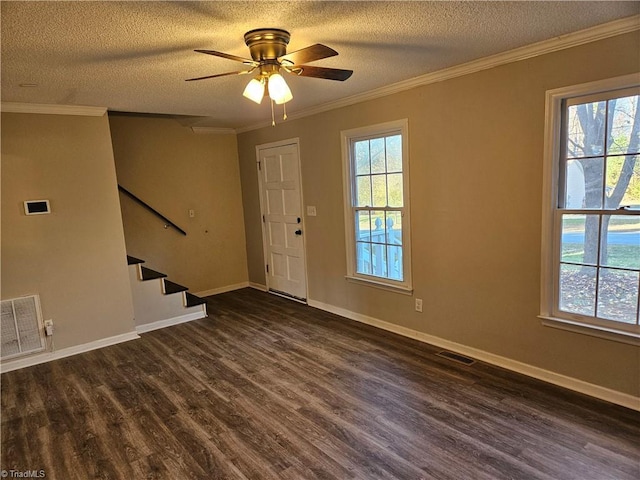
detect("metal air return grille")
[1,295,46,359]
[436,350,476,366]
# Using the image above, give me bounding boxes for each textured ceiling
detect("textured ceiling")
[1,1,639,129]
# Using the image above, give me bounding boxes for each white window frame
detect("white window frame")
[540,73,640,345]
[341,119,412,293]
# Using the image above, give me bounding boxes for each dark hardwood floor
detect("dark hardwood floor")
[1,288,639,479]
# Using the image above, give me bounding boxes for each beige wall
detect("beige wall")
[109,115,248,293]
[237,32,640,396]
[1,112,136,350]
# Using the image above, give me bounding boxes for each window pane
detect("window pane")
[386,211,402,245]
[370,138,386,173]
[387,173,404,207]
[356,176,371,207]
[605,155,639,209]
[566,101,606,158]
[561,214,599,266]
[559,264,596,316]
[565,160,585,208]
[355,141,370,175]
[356,242,372,275]
[597,268,639,324]
[372,175,387,207]
[356,211,371,243]
[387,245,403,281]
[371,210,386,244]
[600,215,640,270]
[565,158,604,209]
[386,135,402,173]
[607,95,639,156]
[371,243,388,278]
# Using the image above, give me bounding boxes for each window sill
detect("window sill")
[345,275,413,295]
[539,315,640,346]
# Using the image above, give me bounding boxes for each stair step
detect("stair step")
[140,266,167,281]
[185,292,207,308]
[127,255,145,265]
[163,279,188,295]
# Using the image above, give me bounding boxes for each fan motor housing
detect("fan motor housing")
[244,28,290,61]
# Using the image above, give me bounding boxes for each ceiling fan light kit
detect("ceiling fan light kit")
[187,28,353,125]
[242,77,266,104]
[267,73,293,104]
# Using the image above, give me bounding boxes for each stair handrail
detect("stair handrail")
[118,185,187,236]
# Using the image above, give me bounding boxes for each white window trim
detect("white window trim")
[341,119,412,293]
[540,73,640,345]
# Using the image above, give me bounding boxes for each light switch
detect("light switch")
[189,209,195,218]
[306,206,317,216]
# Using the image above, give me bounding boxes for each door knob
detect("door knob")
[295,229,302,235]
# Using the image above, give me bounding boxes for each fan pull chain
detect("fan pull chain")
[269,100,289,126]
[271,99,275,126]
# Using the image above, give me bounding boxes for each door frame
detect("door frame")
[255,137,309,303]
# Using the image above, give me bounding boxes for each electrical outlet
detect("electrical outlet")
[188,209,195,218]
[44,319,54,336]
[415,298,423,313]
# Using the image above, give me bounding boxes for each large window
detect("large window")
[542,75,639,342]
[341,120,412,291]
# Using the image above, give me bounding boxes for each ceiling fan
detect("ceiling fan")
[186,28,353,109]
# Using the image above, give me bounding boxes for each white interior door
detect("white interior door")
[257,141,307,301]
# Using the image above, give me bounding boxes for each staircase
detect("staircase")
[127,256,207,333]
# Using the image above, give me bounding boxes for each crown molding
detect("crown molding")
[236,118,283,133]
[1,102,107,116]
[237,14,640,134]
[191,126,236,135]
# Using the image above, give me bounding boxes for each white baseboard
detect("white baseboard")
[136,309,207,334]
[307,299,640,412]
[0,331,140,374]
[249,282,268,292]
[2,308,207,372]
[196,281,266,294]
[193,282,250,297]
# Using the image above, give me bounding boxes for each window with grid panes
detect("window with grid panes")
[341,120,412,291]
[541,76,640,342]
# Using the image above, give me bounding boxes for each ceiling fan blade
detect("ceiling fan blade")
[279,43,338,65]
[194,49,255,65]
[185,70,251,82]
[292,65,353,81]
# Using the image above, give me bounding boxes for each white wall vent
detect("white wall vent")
[1,295,46,359]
